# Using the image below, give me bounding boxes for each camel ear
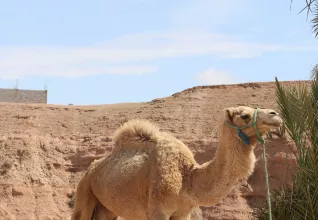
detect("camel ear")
[224,107,234,121]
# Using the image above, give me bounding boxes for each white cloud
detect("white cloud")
[0,31,317,78]
[102,31,286,59]
[0,64,157,79]
[196,68,236,85]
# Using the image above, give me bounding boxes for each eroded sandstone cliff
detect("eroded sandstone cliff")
[0,81,305,220]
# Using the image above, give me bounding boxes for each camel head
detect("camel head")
[224,106,283,144]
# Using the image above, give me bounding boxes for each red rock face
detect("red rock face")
[0,81,306,220]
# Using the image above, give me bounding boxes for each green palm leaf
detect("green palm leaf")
[291,0,318,38]
[312,1,318,37]
[260,74,318,219]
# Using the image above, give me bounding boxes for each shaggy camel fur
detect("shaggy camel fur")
[71,106,282,220]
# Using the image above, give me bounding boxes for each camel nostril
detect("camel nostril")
[269,111,277,115]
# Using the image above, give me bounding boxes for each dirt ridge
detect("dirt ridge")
[0,81,300,220]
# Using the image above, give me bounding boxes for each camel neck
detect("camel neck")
[188,123,256,206]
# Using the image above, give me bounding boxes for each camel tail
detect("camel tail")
[71,171,97,220]
[113,119,160,149]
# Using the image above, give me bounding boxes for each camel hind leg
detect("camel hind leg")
[94,202,119,220]
[71,172,98,220]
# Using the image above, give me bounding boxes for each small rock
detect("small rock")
[66,190,75,198]
[12,187,24,197]
[101,137,112,142]
[53,162,62,169]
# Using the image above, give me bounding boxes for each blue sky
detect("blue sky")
[0,0,317,105]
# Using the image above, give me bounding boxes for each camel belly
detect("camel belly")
[91,150,150,219]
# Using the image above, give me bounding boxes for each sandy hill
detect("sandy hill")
[0,81,306,220]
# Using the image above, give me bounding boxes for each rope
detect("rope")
[261,140,272,220]
[254,113,272,220]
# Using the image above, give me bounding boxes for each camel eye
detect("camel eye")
[241,114,250,120]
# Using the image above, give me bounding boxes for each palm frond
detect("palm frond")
[261,77,318,219]
[312,1,318,37]
[290,0,318,38]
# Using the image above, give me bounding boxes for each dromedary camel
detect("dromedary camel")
[71,106,282,220]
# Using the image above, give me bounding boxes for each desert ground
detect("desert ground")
[0,81,306,220]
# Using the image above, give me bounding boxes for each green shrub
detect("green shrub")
[259,68,318,220]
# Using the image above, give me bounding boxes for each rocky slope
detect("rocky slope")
[0,81,307,220]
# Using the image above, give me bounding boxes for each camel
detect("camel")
[71,106,282,220]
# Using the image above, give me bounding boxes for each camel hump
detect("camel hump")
[113,119,160,149]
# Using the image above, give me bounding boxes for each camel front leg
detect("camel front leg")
[94,202,119,220]
[146,191,174,220]
[170,214,191,220]
[146,208,170,220]
[147,172,180,220]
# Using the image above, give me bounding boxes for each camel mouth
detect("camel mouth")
[263,121,282,128]
[262,115,283,128]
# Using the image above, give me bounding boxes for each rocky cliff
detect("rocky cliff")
[0,81,305,220]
